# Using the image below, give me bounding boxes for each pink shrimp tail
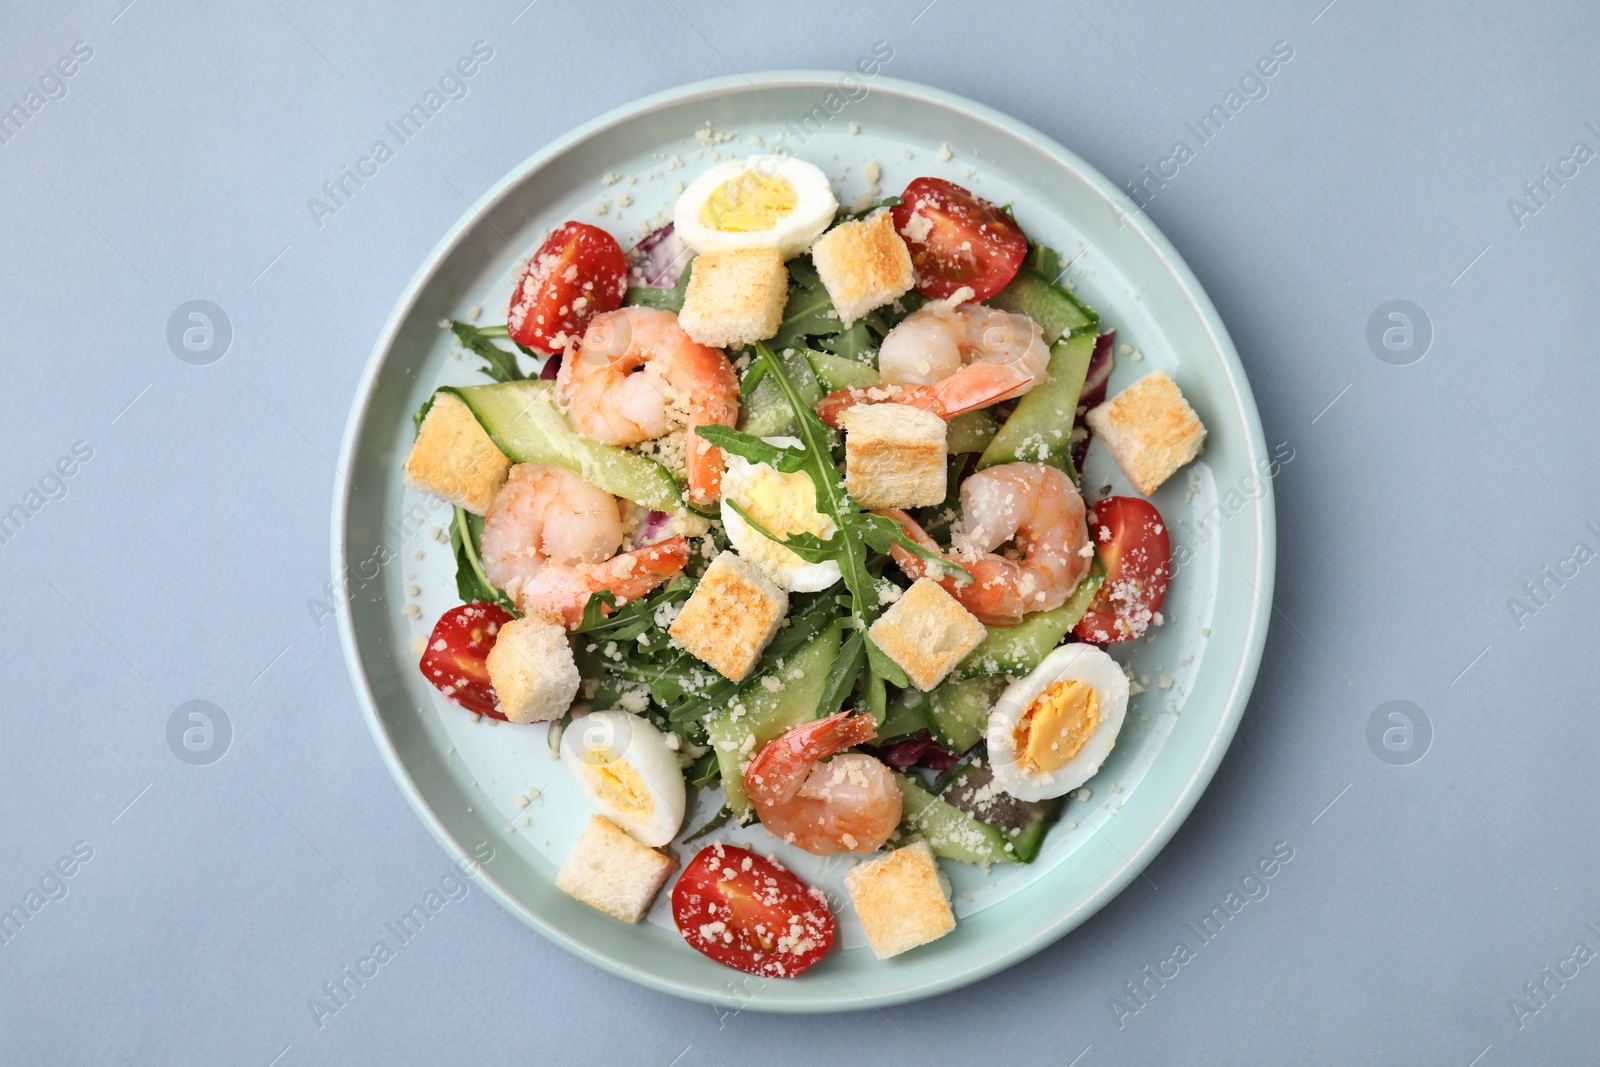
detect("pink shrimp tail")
[743,711,878,807]
[815,360,1034,428]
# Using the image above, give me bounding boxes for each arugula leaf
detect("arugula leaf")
[813,629,866,721]
[852,511,974,585]
[771,259,843,350]
[694,424,808,473]
[450,507,516,611]
[688,751,721,787]
[723,501,840,564]
[682,803,731,842]
[450,322,527,382]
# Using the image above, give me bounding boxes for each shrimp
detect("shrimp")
[816,303,1050,426]
[480,463,689,628]
[743,712,903,856]
[556,306,740,507]
[881,461,1091,626]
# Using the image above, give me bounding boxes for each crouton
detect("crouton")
[483,614,580,724]
[677,247,788,349]
[1085,370,1206,496]
[403,392,511,515]
[867,577,986,691]
[555,815,678,924]
[669,551,788,681]
[811,211,915,326]
[846,840,956,958]
[840,403,947,509]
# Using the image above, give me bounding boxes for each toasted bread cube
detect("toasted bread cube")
[811,211,915,327]
[847,840,956,958]
[868,577,986,691]
[1085,370,1206,496]
[555,815,679,924]
[483,614,580,724]
[669,551,789,681]
[840,404,947,509]
[403,393,511,515]
[677,247,788,349]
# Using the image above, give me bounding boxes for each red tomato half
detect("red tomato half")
[1073,497,1171,644]
[419,603,514,718]
[672,843,835,978]
[890,177,1028,301]
[507,221,627,353]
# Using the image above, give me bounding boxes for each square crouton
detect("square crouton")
[677,247,788,349]
[840,404,947,509]
[403,392,511,515]
[555,815,678,924]
[846,840,956,959]
[669,551,789,681]
[811,211,915,327]
[1085,370,1206,496]
[868,577,986,691]
[483,614,580,724]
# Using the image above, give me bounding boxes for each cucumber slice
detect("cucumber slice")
[740,348,826,438]
[987,267,1097,344]
[946,410,997,454]
[977,326,1097,477]
[937,760,1064,864]
[893,772,1013,866]
[923,675,1008,752]
[705,623,842,819]
[951,564,1104,681]
[447,381,687,515]
[804,349,879,392]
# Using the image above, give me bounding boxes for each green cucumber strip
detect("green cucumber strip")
[805,349,880,392]
[893,772,1014,866]
[946,410,997,455]
[705,622,842,819]
[977,326,1097,477]
[445,381,687,515]
[922,675,1009,753]
[987,266,1097,344]
[740,348,826,439]
[951,565,1104,682]
[936,760,1064,864]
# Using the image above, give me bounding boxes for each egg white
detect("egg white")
[720,443,842,592]
[560,711,686,846]
[673,155,837,258]
[986,643,1129,802]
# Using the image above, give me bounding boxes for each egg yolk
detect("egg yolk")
[589,758,655,820]
[699,171,797,232]
[742,468,831,540]
[1013,680,1100,776]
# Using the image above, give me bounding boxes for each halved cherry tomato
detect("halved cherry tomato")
[1073,497,1171,644]
[672,843,835,978]
[890,177,1027,301]
[507,221,627,353]
[419,602,514,718]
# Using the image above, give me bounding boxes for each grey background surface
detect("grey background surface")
[2,0,1596,1064]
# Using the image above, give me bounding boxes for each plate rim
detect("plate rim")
[333,68,1276,1012]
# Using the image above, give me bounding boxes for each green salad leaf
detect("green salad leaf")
[450,321,527,382]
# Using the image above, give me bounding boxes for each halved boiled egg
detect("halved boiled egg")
[560,711,686,846]
[986,643,1129,802]
[720,439,842,592]
[674,155,837,259]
